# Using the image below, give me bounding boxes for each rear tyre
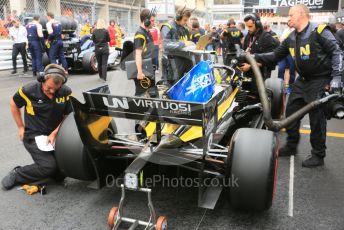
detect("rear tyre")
[228,128,278,211]
[82,52,98,73]
[55,113,96,181]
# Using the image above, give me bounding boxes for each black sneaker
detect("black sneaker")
[1,168,19,190]
[278,146,298,157]
[11,70,17,74]
[302,155,324,168]
[33,72,37,77]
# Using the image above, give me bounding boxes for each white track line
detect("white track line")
[288,155,294,217]
[195,209,207,230]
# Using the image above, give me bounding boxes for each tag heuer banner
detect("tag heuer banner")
[272,0,339,12]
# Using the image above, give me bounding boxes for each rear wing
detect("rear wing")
[69,85,232,145]
[79,85,219,126]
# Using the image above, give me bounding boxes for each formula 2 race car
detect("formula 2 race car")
[54,52,343,229]
[25,15,122,74]
[77,34,122,73]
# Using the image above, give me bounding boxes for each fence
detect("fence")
[0,0,143,40]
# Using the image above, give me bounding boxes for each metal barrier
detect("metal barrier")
[0,39,24,71]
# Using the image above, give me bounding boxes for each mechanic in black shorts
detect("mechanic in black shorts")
[2,64,72,190]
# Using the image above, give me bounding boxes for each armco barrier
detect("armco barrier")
[0,40,24,71]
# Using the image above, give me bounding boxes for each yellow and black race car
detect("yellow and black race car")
[54,53,343,230]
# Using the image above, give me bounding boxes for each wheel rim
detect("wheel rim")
[91,55,98,72]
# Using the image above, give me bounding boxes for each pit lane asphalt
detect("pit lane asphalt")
[0,69,343,230]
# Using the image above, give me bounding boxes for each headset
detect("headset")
[176,5,187,21]
[175,6,196,22]
[37,64,67,84]
[244,13,262,29]
[144,7,157,28]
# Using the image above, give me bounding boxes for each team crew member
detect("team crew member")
[46,12,68,73]
[108,20,117,47]
[190,20,204,44]
[92,19,110,82]
[254,4,343,167]
[9,19,28,74]
[263,22,279,41]
[240,13,278,79]
[149,24,160,73]
[161,8,194,85]
[278,23,295,94]
[210,26,220,53]
[26,15,44,76]
[221,19,243,66]
[1,64,72,190]
[79,19,91,37]
[133,8,156,96]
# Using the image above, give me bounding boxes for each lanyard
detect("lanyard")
[246,35,257,53]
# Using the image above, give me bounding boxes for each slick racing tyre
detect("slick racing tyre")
[40,16,77,33]
[228,128,278,211]
[82,52,98,73]
[55,113,96,181]
[265,78,284,119]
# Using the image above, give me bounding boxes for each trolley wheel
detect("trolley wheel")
[107,207,119,228]
[156,216,167,230]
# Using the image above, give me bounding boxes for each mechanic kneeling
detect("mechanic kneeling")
[254,4,343,167]
[1,64,72,190]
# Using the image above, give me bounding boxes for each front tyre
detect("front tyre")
[228,128,278,211]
